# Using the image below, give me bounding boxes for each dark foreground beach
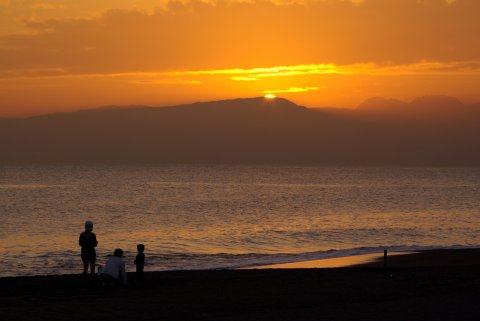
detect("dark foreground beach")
[1,249,480,321]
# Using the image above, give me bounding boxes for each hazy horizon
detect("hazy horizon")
[1,95,479,165]
[2,94,479,119]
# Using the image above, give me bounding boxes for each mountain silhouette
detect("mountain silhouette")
[357,97,409,112]
[410,95,464,110]
[358,95,478,115]
[1,96,479,165]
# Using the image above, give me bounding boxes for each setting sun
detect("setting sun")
[264,94,276,99]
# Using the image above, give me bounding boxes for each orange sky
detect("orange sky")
[1,0,479,117]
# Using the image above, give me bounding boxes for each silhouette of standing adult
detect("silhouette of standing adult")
[79,220,98,283]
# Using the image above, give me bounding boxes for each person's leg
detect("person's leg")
[82,259,89,284]
[89,260,95,274]
[136,267,144,283]
[88,260,96,284]
[82,259,89,273]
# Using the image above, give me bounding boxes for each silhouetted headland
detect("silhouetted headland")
[1,96,479,165]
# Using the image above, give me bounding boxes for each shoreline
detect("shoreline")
[1,248,480,320]
[246,251,414,269]
[249,248,480,269]
[2,247,480,278]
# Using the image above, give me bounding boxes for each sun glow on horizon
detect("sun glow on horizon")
[264,94,276,99]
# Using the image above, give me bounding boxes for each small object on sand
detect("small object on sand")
[383,249,388,268]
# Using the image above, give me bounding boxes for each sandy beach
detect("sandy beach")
[249,251,413,269]
[252,248,480,269]
[1,248,480,321]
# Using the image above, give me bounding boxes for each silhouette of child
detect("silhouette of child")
[134,244,145,283]
[99,249,128,286]
[79,220,98,282]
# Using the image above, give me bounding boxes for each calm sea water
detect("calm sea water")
[1,165,479,277]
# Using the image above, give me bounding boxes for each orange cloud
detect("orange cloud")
[2,61,480,82]
[29,3,65,10]
[262,87,319,94]
[130,78,203,85]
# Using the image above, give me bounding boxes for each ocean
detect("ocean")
[1,165,479,277]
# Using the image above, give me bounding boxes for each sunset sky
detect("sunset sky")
[1,0,479,117]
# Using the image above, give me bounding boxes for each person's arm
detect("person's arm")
[92,233,98,247]
[79,233,83,247]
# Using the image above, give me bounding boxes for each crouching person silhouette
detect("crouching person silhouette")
[99,249,128,286]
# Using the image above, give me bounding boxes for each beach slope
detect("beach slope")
[1,249,480,321]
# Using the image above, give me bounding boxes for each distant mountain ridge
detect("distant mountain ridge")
[1,96,479,165]
[356,97,409,111]
[71,97,305,115]
[16,95,478,119]
[355,95,479,115]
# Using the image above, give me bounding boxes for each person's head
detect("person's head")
[113,249,123,258]
[84,220,93,232]
[137,244,145,253]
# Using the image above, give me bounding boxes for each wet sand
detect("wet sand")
[1,248,480,321]
[249,251,413,269]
